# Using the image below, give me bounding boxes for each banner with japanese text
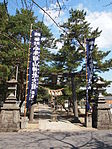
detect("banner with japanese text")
[86,38,95,111]
[86,38,95,89]
[27,30,41,106]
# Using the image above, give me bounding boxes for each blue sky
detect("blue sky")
[1,0,112,93]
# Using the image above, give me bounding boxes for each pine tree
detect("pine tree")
[53,9,112,119]
[0,5,54,106]
[0,3,9,102]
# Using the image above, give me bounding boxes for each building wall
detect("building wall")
[106,100,112,104]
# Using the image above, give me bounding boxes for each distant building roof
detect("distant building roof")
[105,96,112,100]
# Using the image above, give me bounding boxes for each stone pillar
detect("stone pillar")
[85,113,92,127]
[29,104,35,122]
[92,78,112,129]
[0,93,20,132]
[0,78,20,132]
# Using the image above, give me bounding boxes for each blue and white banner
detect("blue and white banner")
[86,38,95,89]
[86,38,95,112]
[27,30,41,106]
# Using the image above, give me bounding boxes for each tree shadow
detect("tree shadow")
[77,131,112,149]
[32,131,112,149]
[35,131,78,149]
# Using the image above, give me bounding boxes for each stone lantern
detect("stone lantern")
[92,77,112,129]
[0,77,20,132]
[7,76,17,97]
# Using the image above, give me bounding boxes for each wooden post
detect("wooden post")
[85,39,89,127]
[29,104,35,122]
[24,24,33,117]
[15,65,18,97]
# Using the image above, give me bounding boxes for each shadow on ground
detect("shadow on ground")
[0,129,112,148]
[36,131,112,149]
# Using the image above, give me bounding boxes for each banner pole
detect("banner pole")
[24,24,33,117]
[85,38,88,126]
[84,38,95,127]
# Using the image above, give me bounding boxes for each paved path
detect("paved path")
[0,104,112,148]
[0,130,112,148]
[37,104,94,132]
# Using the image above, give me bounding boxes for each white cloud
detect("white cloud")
[86,11,112,49]
[42,2,112,50]
[106,83,112,93]
[56,41,63,50]
[39,2,112,50]
[76,3,112,49]
[76,3,89,13]
[49,41,63,54]
[39,2,65,27]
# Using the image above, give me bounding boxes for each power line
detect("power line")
[32,0,85,49]
[32,0,66,34]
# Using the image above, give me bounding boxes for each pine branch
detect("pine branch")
[32,0,66,34]
[57,0,61,10]
[0,32,24,51]
[32,0,85,50]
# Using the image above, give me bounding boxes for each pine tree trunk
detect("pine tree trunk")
[20,70,24,100]
[71,76,79,121]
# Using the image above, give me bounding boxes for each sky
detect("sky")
[1,0,112,93]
